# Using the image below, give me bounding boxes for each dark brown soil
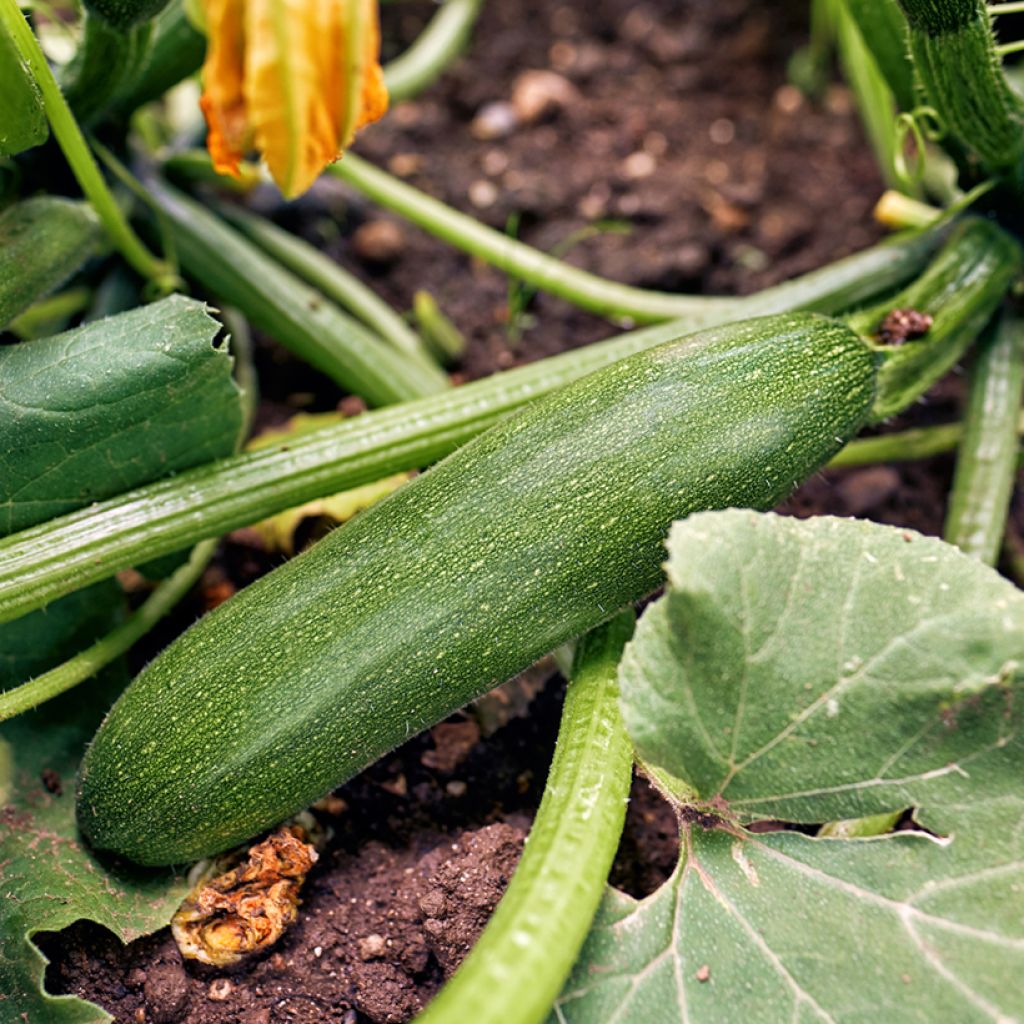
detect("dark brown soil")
[39,0,1021,1022]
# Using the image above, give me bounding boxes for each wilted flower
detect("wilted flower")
[200,0,388,198]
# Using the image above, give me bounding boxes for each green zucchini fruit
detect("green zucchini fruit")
[78,311,880,865]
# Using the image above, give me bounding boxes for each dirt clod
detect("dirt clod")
[142,957,188,1024]
[877,307,934,346]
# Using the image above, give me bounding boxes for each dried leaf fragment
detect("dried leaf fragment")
[172,825,317,966]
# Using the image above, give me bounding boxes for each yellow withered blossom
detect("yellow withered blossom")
[199,0,388,198]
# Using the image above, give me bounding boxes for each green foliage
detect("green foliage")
[0,15,47,157]
[0,295,244,535]
[0,678,190,1024]
[0,198,101,329]
[0,297,247,1019]
[82,0,170,30]
[555,511,1024,1022]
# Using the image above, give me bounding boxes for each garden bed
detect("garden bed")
[32,0,1021,1022]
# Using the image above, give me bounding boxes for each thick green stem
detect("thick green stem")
[384,0,485,102]
[416,613,635,1024]
[146,177,449,404]
[898,0,1024,193]
[944,308,1024,564]
[62,15,148,124]
[218,202,440,374]
[0,228,946,622]
[0,538,215,723]
[849,218,1022,421]
[0,0,174,287]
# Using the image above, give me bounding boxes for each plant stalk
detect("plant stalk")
[944,307,1024,564]
[146,177,450,404]
[384,0,486,102]
[326,154,814,324]
[218,202,440,373]
[0,538,215,722]
[897,0,1024,193]
[415,612,635,1024]
[0,0,175,288]
[0,228,948,622]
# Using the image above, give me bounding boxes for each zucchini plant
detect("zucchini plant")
[1,0,1023,1022]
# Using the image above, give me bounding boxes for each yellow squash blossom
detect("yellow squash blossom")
[200,0,388,198]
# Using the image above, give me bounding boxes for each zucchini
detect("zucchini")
[78,311,880,865]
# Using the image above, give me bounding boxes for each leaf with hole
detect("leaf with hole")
[554,511,1024,1024]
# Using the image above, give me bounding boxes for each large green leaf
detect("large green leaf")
[0,296,244,1020]
[0,294,244,534]
[0,21,47,157]
[555,512,1024,1024]
[0,678,191,1024]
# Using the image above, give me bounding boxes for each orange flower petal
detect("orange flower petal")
[200,0,249,179]
[201,0,389,198]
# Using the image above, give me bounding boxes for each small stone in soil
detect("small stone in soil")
[471,101,518,140]
[511,69,579,124]
[358,933,388,961]
[207,978,233,1001]
[352,220,406,265]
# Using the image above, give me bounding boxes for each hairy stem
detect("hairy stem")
[944,307,1024,564]
[0,539,215,722]
[416,612,635,1024]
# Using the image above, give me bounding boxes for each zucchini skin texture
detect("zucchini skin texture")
[77,313,877,865]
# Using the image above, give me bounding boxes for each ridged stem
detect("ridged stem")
[0,0,175,288]
[0,228,945,623]
[850,219,1022,421]
[898,0,1024,193]
[415,613,635,1024]
[146,177,449,404]
[0,538,215,722]
[944,307,1024,563]
[384,0,485,102]
[217,202,439,373]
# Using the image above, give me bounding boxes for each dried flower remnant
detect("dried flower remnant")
[171,824,318,966]
[876,308,934,345]
[200,0,389,198]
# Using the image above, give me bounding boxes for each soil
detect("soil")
[37,0,1024,1022]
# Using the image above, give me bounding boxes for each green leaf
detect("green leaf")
[623,511,1024,824]
[0,295,245,1020]
[0,19,47,157]
[555,511,1024,1024]
[0,678,191,1024]
[0,294,244,535]
[0,198,101,329]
